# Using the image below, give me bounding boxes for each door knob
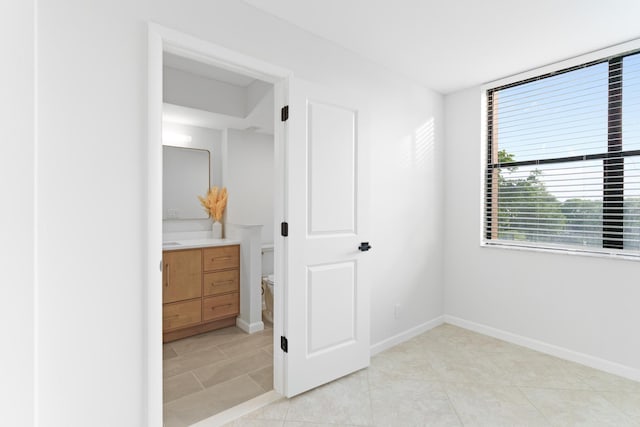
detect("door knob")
[358,242,372,252]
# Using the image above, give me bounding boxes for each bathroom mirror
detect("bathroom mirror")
[163,146,211,220]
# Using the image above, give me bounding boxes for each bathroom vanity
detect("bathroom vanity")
[162,240,240,342]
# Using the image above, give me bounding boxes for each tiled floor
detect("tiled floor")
[163,324,274,427]
[226,324,640,427]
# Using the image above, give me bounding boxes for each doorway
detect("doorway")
[149,23,372,427]
[147,24,290,426]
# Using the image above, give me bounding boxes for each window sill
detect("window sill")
[480,241,640,263]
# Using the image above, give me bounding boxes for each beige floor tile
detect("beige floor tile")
[224,418,283,427]
[243,398,290,421]
[600,390,640,418]
[369,345,439,383]
[422,324,469,339]
[193,349,272,388]
[445,382,549,426]
[163,345,229,378]
[416,325,516,355]
[248,364,274,392]
[522,387,636,426]
[164,375,266,426]
[164,344,178,360]
[285,370,373,426]
[572,365,640,393]
[163,413,188,427]
[170,326,247,355]
[284,422,361,426]
[488,349,591,390]
[165,323,640,426]
[370,377,460,426]
[218,330,274,358]
[164,371,204,403]
[425,349,512,386]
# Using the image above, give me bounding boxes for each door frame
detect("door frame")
[147,23,291,426]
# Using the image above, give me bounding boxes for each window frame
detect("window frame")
[480,40,640,259]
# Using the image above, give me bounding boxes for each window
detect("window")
[485,50,640,256]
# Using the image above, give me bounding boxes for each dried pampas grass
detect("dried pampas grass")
[198,186,228,222]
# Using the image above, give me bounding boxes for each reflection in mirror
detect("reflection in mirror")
[163,146,210,219]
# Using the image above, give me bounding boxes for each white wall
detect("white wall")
[37,1,146,425]
[32,1,444,425]
[224,129,275,244]
[443,87,640,373]
[246,80,271,113]
[1,1,35,425]
[164,66,247,117]
[162,122,222,233]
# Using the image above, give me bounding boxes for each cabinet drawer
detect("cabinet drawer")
[163,300,201,331]
[203,293,239,321]
[203,245,239,271]
[204,270,239,296]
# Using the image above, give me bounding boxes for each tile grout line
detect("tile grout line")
[439,378,466,426]
[216,335,274,359]
[196,364,271,390]
[516,385,553,426]
[162,371,206,406]
[365,367,375,427]
[191,370,206,391]
[243,373,271,394]
[597,390,639,422]
[187,344,273,390]
[171,329,250,357]
[174,346,263,382]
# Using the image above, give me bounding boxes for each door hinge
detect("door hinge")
[281,105,289,122]
[281,221,289,237]
[281,336,288,353]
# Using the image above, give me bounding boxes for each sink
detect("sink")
[163,242,181,246]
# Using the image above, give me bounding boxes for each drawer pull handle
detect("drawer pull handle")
[165,264,170,287]
[211,256,232,262]
[211,280,234,286]
[211,303,233,311]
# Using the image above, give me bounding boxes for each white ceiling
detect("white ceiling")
[243,0,640,94]
[164,52,256,87]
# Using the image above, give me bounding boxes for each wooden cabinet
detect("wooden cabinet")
[163,300,201,331]
[204,270,239,296]
[203,245,240,271]
[162,244,240,342]
[203,293,239,322]
[163,249,201,303]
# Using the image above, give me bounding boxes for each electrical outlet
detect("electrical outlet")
[168,209,178,218]
[394,304,401,319]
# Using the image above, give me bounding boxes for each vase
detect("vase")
[212,220,222,239]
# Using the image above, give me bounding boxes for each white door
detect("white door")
[284,78,370,397]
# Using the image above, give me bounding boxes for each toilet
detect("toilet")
[261,244,275,324]
[261,274,275,324]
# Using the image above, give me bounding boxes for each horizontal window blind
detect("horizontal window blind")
[485,50,640,254]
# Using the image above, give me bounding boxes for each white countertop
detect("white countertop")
[162,238,241,251]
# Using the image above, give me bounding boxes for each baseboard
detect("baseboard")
[444,315,640,382]
[236,318,264,334]
[190,390,283,427]
[370,315,445,356]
